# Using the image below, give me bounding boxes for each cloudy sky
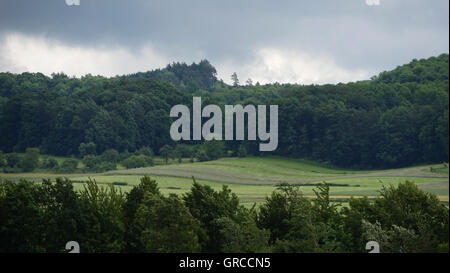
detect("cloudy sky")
[0,0,448,84]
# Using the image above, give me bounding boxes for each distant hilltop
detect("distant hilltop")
[1,54,448,92]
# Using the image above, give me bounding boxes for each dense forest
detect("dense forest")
[0,54,448,169]
[0,177,448,253]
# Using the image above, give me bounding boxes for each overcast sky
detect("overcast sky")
[0,0,448,84]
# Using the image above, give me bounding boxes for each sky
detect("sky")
[0,0,448,85]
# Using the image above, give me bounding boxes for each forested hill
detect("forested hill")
[374,54,449,84]
[0,54,448,169]
[128,59,218,91]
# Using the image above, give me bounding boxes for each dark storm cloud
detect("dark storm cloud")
[0,0,448,81]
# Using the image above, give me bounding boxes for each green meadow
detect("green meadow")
[1,156,448,207]
[3,156,445,207]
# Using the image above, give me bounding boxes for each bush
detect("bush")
[59,159,79,172]
[82,155,101,169]
[195,141,225,162]
[5,153,20,168]
[82,155,118,172]
[122,155,153,169]
[119,150,131,161]
[195,148,209,162]
[2,166,22,173]
[237,144,247,157]
[78,142,96,157]
[19,148,40,172]
[41,158,59,169]
[136,146,153,157]
[102,149,120,163]
[92,162,117,172]
[174,144,194,158]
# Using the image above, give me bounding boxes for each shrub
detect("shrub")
[101,149,120,163]
[5,153,20,168]
[41,158,59,169]
[136,146,153,157]
[92,162,117,172]
[82,155,101,169]
[59,159,79,172]
[78,142,97,157]
[237,144,247,157]
[123,155,153,169]
[19,148,40,172]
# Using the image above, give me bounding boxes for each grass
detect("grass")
[2,156,448,207]
[431,165,450,174]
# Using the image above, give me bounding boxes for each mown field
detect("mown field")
[2,156,448,207]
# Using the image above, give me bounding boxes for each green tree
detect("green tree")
[372,181,449,251]
[78,179,125,253]
[174,144,194,158]
[195,147,209,162]
[231,72,239,87]
[123,176,160,252]
[136,146,153,157]
[102,149,120,163]
[136,193,202,253]
[237,144,247,157]
[79,142,97,157]
[183,180,241,252]
[268,183,349,253]
[159,145,173,165]
[82,155,101,170]
[5,153,20,167]
[342,181,449,253]
[215,216,270,253]
[196,141,225,162]
[38,178,83,252]
[122,155,153,169]
[362,220,419,253]
[0,180,46,252]
[258,183,305,244]
[341,197,377,252]
[41,157,59,169]
[19,148,40,172]
[59,159,79,173]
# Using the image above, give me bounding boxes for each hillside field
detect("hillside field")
[2,156,448,207]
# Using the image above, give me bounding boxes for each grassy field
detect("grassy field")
[2,156,448,207]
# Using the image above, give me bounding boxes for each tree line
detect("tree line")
[0,177,448,253]
[0,140,229,174]
[0,54,448,169]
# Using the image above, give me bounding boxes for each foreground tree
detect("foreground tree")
[0,181,46,252]
[215,215,270,253]
[78,179,126,253]
[136,193,202,252]
[38,178,83,252]
[183,180,242,252]
[123,176,161,252]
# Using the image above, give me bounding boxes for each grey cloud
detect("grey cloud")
[0,0,448,81]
